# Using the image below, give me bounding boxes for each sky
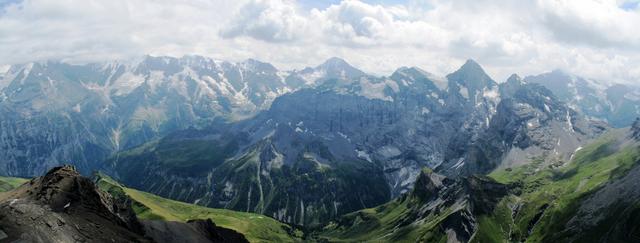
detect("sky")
[1,0,640,84]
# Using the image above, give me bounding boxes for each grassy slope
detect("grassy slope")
[0,176,28,192]
[95,174,302,243]
[319,195,450,243]
[318,169,456,242]
[478,129,640,242]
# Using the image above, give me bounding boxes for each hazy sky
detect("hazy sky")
[1,0,640,83]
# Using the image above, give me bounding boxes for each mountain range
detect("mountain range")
[1,55,640,242]
[0,55,364,176]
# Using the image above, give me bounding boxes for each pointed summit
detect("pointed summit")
[447,59,494,85]
[446,59,496,100]
[319,57,350,67]
[500,73,525,97]
[315,57,365,79]
[461,59,484,71]
[506,74,523,84]
[284,57,366,88]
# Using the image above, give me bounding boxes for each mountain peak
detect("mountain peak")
[507,74,523,84]
[320,57,350,67]
[457,59,487,76]
[314,57,365,79]
[446,59,496,97]
[462,58,481,68]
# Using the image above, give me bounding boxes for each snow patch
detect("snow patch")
[72,103,81,113]
[301,69,327,86]
[569,146,583,162]
[112,71,146,96]
[452,158,465,169]
[385,79,399,93]
[338,132,349,140]
[424,71,447,90]
[566,111,575,132]
[356,149,372,163]
[459,86,469,99]
[377,145,401,158]
[222,181,234,197]
[358,77,393,102]
[483,87,499,100]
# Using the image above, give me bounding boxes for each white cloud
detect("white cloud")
[1,0,640,84]
[220,0,307,42]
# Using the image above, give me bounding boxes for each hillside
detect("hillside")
[0,176,27,192]
[317,127,640,242]
[94,173,303,243]
[483,127,640,242]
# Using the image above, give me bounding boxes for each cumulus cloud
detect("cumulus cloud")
[1,0,640,84]
[219,0,307,42]
[539,0,640,49]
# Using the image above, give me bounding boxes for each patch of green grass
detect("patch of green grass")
[96,173,302,243]
[0,176,29,192]
[319,187,459,243]
[471,196,519,243]
[486,129,640,242]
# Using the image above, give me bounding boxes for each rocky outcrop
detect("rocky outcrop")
[412,171,508,242]
[0,165,149,242]
[0,165,248,243]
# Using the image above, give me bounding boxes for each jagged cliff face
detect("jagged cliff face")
[439,75,608,176]
[0,56,366,177]
[108,60,604,226]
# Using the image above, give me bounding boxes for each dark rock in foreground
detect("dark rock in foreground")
[0,165,248,243]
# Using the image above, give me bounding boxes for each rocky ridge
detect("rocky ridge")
[0,165,248,243]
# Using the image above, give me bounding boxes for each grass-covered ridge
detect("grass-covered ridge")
[95,173,303,243]
[318,187,453,242]
[0,176,28,192]
[317,169,508,243]
[482,128,640,242]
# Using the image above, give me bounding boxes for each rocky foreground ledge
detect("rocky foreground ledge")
[0,165,248,243]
